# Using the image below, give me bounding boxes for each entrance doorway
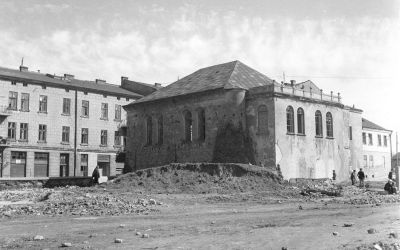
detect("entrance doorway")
[97,154,110,176]
[60,153,69,177]
[34,152,49,177]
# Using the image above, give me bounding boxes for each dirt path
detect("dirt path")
[1,199,399,249]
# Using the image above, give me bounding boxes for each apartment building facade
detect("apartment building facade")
[361,118,392,180]
[0,65,142,178]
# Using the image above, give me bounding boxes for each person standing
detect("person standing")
[92,165,100,185]
[332,170,336,181]
[388,171,393,180]
[350,170,356,185]
[357,168,365,188]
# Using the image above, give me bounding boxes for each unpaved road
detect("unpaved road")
[1,197,399,249]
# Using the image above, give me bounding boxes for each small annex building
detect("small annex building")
[124,60,364,181]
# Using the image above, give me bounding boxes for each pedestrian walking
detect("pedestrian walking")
[92,165,100,185]
[357,168,365,188]
[350,170,356,185]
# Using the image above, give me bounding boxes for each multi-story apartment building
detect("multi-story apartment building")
[361,118,392,180]
[0,64,143,178]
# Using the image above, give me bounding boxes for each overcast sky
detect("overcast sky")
[1,0,399,147]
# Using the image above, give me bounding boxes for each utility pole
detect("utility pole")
[396,132,398,167]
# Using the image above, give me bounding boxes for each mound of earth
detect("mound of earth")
[110,163,282,194]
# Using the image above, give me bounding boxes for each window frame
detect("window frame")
[38,124,47,142]
[101,103,108,120]
[100,130,108,146]
[114,131,121,146]
[286,106,295,134]
[183,110,193,142]
[315,110,323,137]
[81,128,89,144]
[114,104,122,121]
[82,100,89,117]
[20,123,28,141]
[7,122,16,140]
[62,98,71,115]
[297,108,305,135]
[146,116,152,145]
[8,91,18,110]
[326,112,333,138]
[62,126,70,143]
[39,95,48,113]
[157,116,163,145]
[21,93,30,112]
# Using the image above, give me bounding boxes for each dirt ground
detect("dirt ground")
[0,164,399,249]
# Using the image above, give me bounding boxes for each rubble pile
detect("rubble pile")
[0,186,160,218]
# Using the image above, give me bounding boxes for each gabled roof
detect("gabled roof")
[362,118,391,132]
[129,60,274,105]
[294,80,321,94]
[0,66,143,98]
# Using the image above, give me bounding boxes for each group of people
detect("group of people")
[350,169,397,194]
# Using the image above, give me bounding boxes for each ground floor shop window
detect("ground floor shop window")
[60,153,69,177]
[10,151,26,177]
[81,154,88,176]
[34,152,49,177]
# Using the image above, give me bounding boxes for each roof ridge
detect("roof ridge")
[225,60,240,89]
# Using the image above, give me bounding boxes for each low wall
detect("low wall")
[0,177,93,190]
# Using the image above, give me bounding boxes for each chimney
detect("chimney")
[121,76,128,84]
[64,74,74,80]
[290,80,296,87]
[19,65,28,72]
[95,79,106,84]
[154,83,162,88]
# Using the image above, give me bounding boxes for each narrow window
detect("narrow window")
[349,126,353,140]
[362,132,366,145]
[315,110,323,137]
[369,155,374,168]
[8,91,18,110]
[62,126,70,143]
[38,124,47,142]
[158,116,163,145]
[363,155,368,168]
[257,105,268,134]
[101,103,108,119]
[326,112,333,137]
[286,106,295,134]
[368,133,373,145]
[183,110,193,142]
[384,136,388,147]
[21,93,29,111]
[8,122,16,139]
[80,154,88,176]
[101,130,108,146]
[82,100,89,117]
[297,108,305,134]
[81,128,88,144]
[146,116,152,145]
[378,135,382,146]
[39,95,47,112]
[20,123,28,141]
[115,104,122,120]
[114,131,121,146]
[62,98,71,115]
[197,109,206,141]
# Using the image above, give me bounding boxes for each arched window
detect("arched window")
[315,110,323,137]
[183,110,192,142]
[286,106,294,134]
[197,109,206,141]
[257,105,268,134]
[146,116,152,145]
[297,108,305,134]
[326,112,333,137]
[157,116,163,145]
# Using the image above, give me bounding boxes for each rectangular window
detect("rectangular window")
[349,126,352,140]
[101,103,108,119]
[114,131,121,146]
[8,122,16,140]
[363,155,368,168]
[101,130,107,146]
[82,100,89,117]
[38,124,47,142]
[369,155,374,168]
[368,133,373,145]
[62,126,70,143]
[115,104,122,120]
[378,134,382,146]
[80,154,88,176]
[39,95,47,112]
[81,128,88,144]
[20,123,28,141]
[384,136,388,147]
[62,98,71,115]
[362,132,366,145]
[8,91,18,110]
[21,93,29,111]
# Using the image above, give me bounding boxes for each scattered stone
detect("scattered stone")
[83,241,89,244]
[211,221,216,224]
[343,223,354,227]
[333,232,339,236]
[389,232,399,239]
[298,205,303,210]
[373,244,383,250]
[142,234,149,238]
[33,235,44,241]
[61,242,72,247]
[114,239,123,243]
[149,199,156,205]
[282,247,288,250]
[135,232,142,236]
[333,224,337,226]
[367,228,377,234]
[119,224,126,228]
